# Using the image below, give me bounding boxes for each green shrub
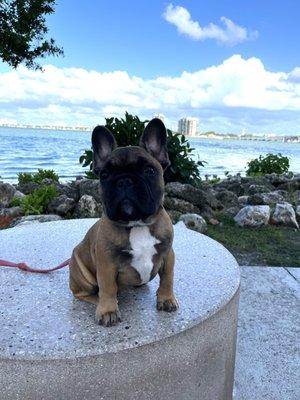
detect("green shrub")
[106,112,145,147]
[79,112,205,184]
[18,169,59,185]
[79,150,96,179]
[11,185,58,215]
[9,196,22,207]
[164,130,205,184]
[246,153,290,176]
[203,174,221,184]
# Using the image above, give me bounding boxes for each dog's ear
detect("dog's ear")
[139,118,170,170]
[92,126,117,175]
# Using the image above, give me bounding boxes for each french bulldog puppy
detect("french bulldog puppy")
[69,118,178,327]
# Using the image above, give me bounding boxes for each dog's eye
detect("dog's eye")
[100,170,109,180]
[144,166,156,176]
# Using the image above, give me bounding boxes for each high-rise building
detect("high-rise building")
[178,117,199,136]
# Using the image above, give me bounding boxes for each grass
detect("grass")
[206,214,300,267]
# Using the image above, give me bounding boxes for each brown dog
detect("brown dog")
[69,118,178,326]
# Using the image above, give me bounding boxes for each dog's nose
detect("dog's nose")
[116,177,133,189]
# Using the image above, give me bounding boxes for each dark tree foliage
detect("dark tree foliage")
[0,0,63,69]
[79,112,205,185]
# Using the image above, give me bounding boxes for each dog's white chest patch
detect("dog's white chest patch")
[129,226,160,284]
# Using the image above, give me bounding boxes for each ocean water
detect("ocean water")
[0,127,299,183]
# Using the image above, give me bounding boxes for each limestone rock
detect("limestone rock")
[74,195,102,218]
[0,206,23,218]
[0,182,16,207]
[240,180,274,196]
[217,178,245,196]
[293,190,300,205]
[264,173,290,186]
[215,190,239,208]
[11,214,62,227]
[240,176,269,185]
[223,206,240,217]
[47,195,76,216]
[234,205,270,227]
[229,182,245,196]
[248,190,288,206]
[277,179,299,192]
[179,213,207,233]
[200,205,214,220]
[248,184,271,195]
[40,178,56,186]
[247,193,265,205]
[17,181,40,195]
[204,189,222,210]
[271,203,299,228]
[238,196,249,206]
[165,182,210,209]
[164,196,200,214]
[13,190,25,199]
[78,179,101,202]
[261,191,288,205]
[56,182,80,202]
[208,218,220,225]
[166,210,182,224]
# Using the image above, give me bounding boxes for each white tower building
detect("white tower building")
[178,117,199,136]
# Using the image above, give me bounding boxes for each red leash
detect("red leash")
[0,258,70,273]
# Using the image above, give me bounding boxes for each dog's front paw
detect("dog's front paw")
[95,305,121,327]
[157,295,179,312]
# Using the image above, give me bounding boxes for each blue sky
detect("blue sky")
[0,0,300,134]
[44,0,300,75]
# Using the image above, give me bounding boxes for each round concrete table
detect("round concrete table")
[0,219,240,400]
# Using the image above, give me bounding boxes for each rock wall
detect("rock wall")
[1,173,299,230]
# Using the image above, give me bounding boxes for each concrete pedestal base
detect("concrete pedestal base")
[0,219,240,400]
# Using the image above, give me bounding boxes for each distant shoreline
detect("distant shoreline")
[191,134,300,143]
[0,124,91,132]
[1,125,299,143]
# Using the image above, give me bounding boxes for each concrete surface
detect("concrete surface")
[0,219,240,400]
[286,267,300,282]
[235,266,300,400]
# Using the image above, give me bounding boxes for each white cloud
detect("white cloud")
[163,4,258,45]
[288,67,300,83]
[0,55,300,134]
